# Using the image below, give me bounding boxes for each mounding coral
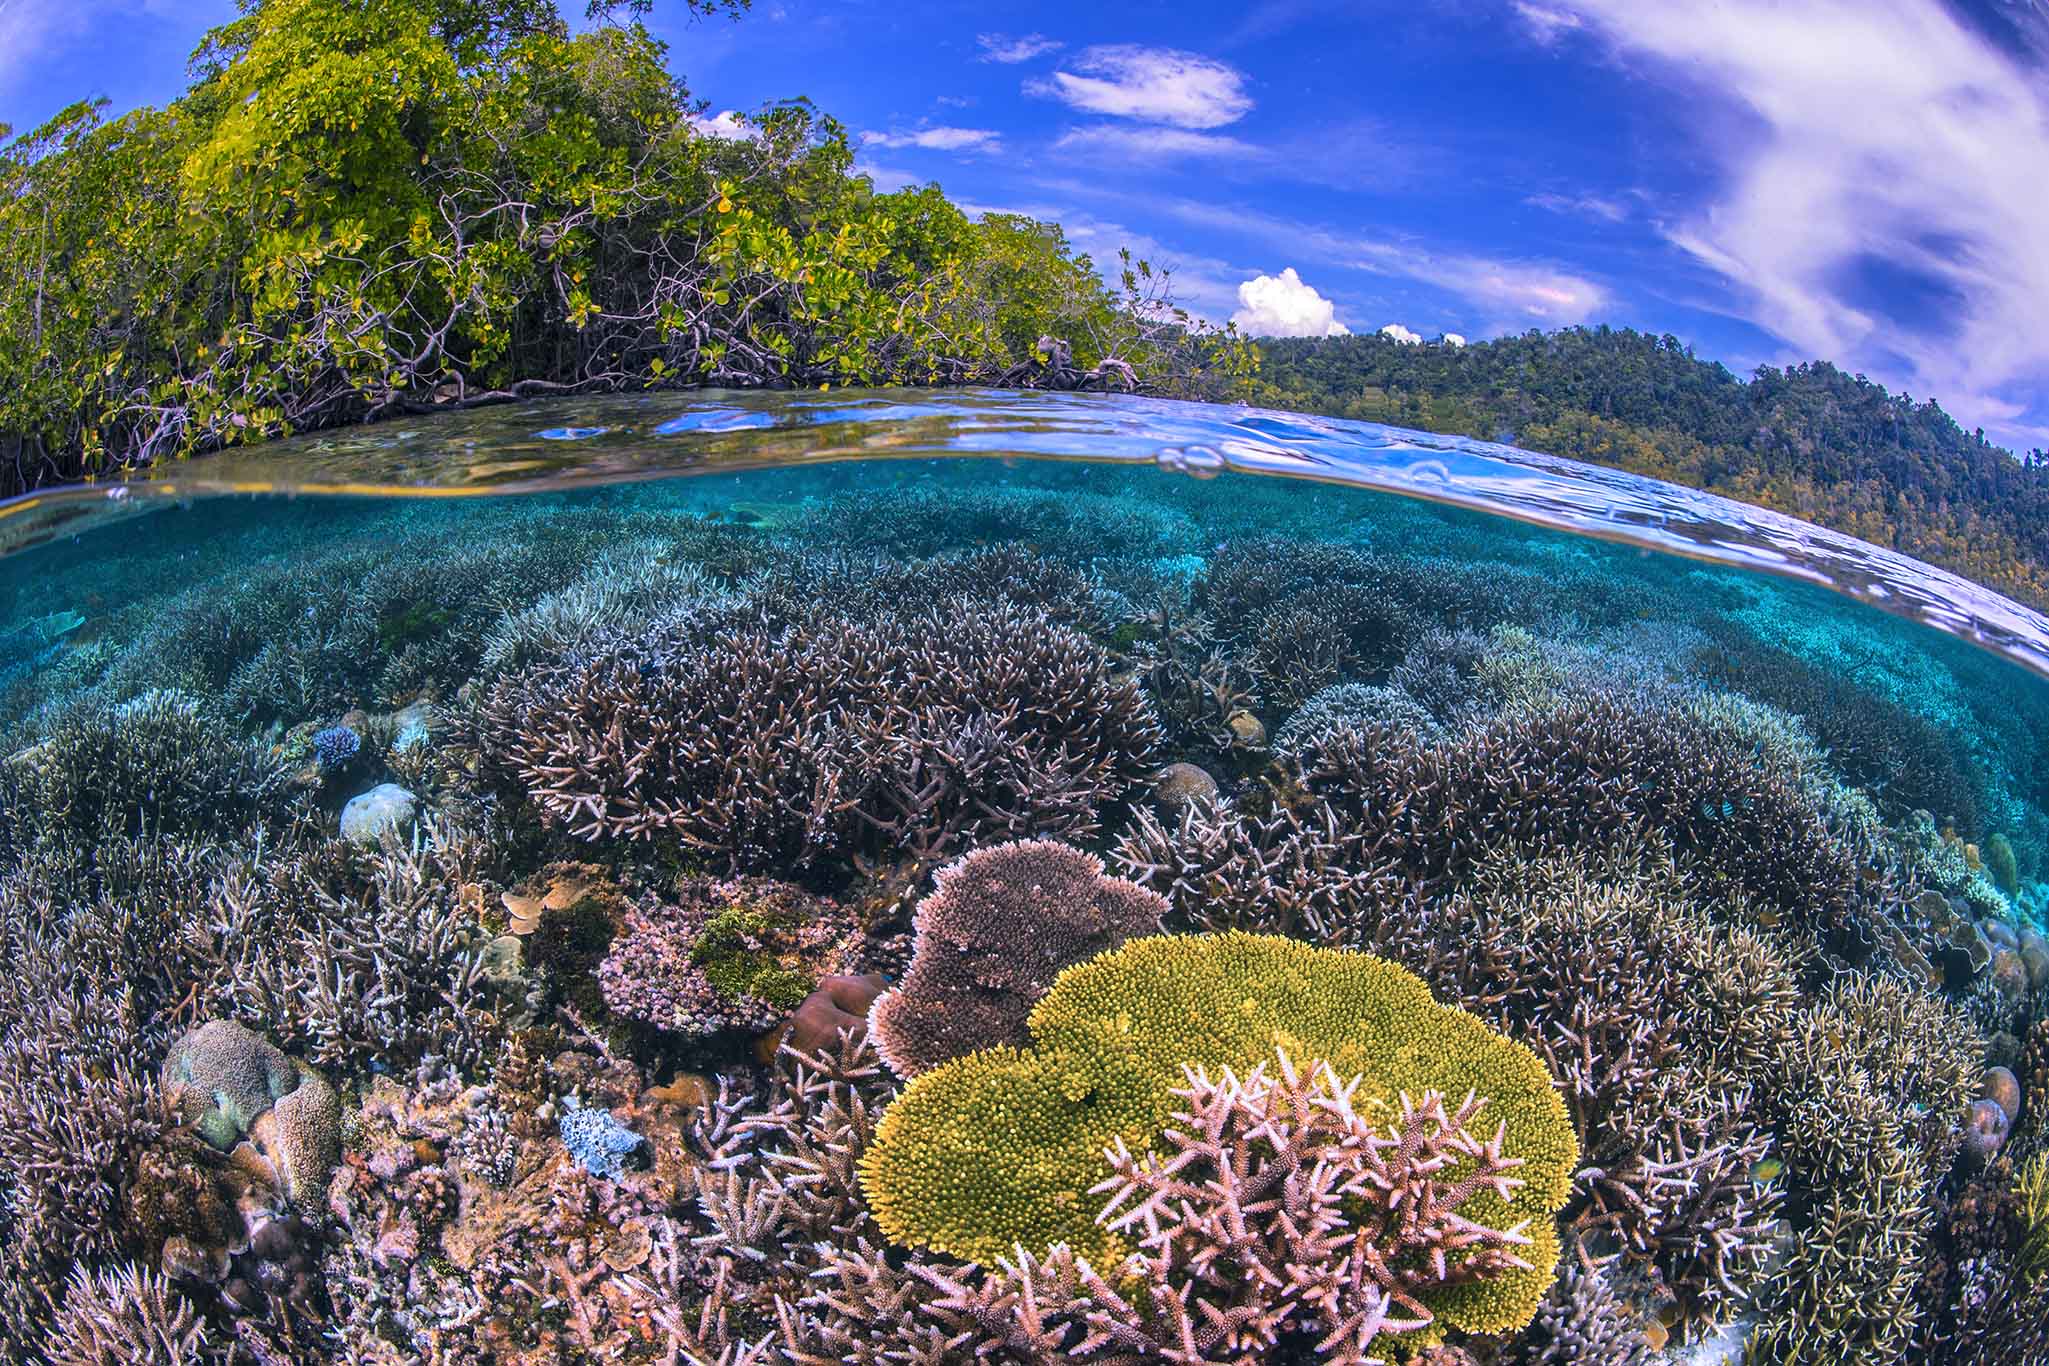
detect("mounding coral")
[859,930,1579,1339]
[161,1019,341,1207]
[867,839,1168,1078]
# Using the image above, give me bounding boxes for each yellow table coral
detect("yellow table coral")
[860,930,1579,1339]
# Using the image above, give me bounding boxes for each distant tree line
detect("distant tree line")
[0,0,1251,495]
[1249,328,2049,613]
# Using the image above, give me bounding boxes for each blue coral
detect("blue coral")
[557,1096,644,1179]
[312,725,362,770]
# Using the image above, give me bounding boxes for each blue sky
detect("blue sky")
[7,0,2049,450]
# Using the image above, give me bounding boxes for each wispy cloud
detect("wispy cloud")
[861,125,1004,154]
[1524,0,2049,443]
[1140,193,1610,325]
[1052,124,1260,160]
[1513,2,1584,44]
[1232,268,1351,337]
[0,0,196,100]
[1525,190,1630,223]
[1028,46,1254,129]
[976,32,1062,64]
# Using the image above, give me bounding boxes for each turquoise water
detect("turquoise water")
[0,390,2045,1362]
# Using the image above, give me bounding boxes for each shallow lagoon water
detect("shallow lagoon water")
[2,390,2047,1362]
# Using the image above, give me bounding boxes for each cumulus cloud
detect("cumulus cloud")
[686,110,757,141]
[1444,332,1468,347]
[1028,46,1254,129]
[861,126,1003,154]
[978,32,1062,64]
[1232,268,1351,337]
[1530,0,2049,442]
[1052,125,1259,160]
[1380,323,1423,345]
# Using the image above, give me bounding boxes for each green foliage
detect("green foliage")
[859,930,1577,1338]
[1251,328,2049,613]
[0,0,1249,493]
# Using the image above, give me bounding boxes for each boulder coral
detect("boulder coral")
[859,930,1578,1339]
[161,1020,340,1207]
[868,840,1168,1078]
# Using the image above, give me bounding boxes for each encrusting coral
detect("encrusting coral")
[598,874,861,1039]
[867,839,1168,1078]
[860,930,1579,1340]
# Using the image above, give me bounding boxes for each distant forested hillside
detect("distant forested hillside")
[1250,328,2049,613]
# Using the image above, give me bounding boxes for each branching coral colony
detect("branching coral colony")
[4,466,2049,1364]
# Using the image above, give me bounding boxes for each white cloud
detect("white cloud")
[1532,0,2049,443]
[1525,191,1629,223]
[1051,125,1259,160]
[1513,2,1585,43]
[1444,332,1468,347]
[977,32,1063,64]
[686,110,758,141]
[861,126,1003,154]
[854,162,919,194]
[1232,268,1351,337]
[1380,323,1423,345]
[1028,46,1254,129]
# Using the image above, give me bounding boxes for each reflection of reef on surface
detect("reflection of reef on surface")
[2,458,2048,1363]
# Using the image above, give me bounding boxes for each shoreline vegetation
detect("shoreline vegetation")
[0,0,1254,497]
[8,0,2049,625]
[1249,332,2049,618]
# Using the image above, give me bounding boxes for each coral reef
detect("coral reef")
[598,875,860,1039]
[860,929,1579,1337]
[475,595,1161,870]
[1,459,2045,1364]
[867,840,1167,1078]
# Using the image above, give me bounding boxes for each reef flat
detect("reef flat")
[1,454,2047,1364]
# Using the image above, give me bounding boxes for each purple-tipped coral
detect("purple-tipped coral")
[867,840,1167,1078]
[475,597,1161,870]
[1092,1050,1537,1354]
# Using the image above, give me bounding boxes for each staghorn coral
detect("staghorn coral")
[867,840,1167,1079]
[1501,1251,1657,1365]
[1091,1049,1543,1356]
[38,1263,212,1366]
[859,931,1578,1338]
[474,595,1161,871]
[1275,681,1439,757]
[599,875,860,1039]
[1415,847,1792,1328]
[2,690,278,848]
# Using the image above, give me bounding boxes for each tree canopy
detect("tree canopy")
[1250,328,2049,613]
[0,0,1250,493]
